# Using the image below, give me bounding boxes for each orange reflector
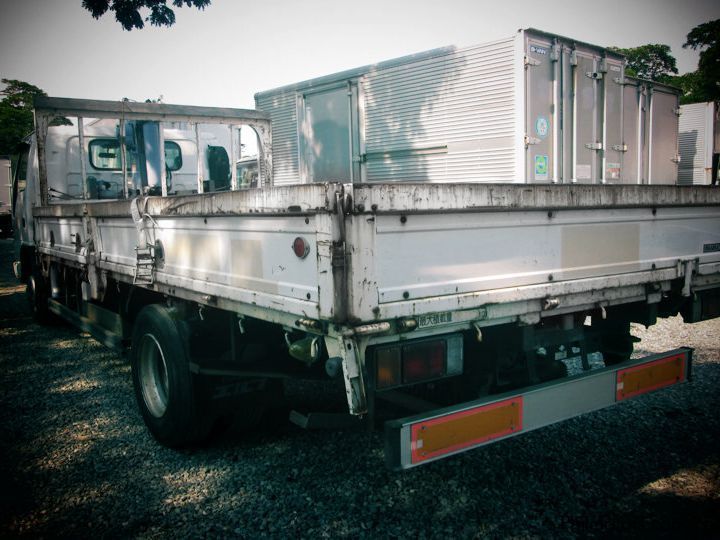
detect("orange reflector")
[616,353,685,401]
[410,397,523,464]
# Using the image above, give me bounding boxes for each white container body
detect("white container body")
[256,29,686,185]
[679,102,715,185]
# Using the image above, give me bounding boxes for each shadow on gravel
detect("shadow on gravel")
[135,362,719,538]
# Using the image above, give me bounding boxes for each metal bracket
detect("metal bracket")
[585,71,603,80]
[525,135,541,146]
[681,259,696,297]
[674,108,682,116]
[524,56,541,67]
[672,155,682,164]
[612,144,628,152]
[134,245,156,285]
[324,336,367,416]
[585,142,603,151]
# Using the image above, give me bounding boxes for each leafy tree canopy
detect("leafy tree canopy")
[82,0,211,31]
[0,79,47,156]
[683,18,720,102]
[610,44,678,82]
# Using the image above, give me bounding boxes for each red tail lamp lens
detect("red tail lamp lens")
[293,237,310,259]
[402,340,445,384]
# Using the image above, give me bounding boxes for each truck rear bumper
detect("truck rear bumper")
[385,348,692,470]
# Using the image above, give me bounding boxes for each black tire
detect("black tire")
[130,304,212,447]
[27,271,50,324]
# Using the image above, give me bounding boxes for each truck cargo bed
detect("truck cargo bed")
[33,183,720,330]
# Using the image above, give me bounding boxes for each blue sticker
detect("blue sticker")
[535,116,549,138]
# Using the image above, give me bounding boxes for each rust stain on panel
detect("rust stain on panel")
[561,223,640,271]
[230,239,264,279]
[164,235,223,273]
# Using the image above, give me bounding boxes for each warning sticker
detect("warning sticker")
[576,164,592,180]
[606,162,621,180]
[534,155,549,180]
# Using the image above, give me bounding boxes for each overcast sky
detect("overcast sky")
[1,0,718,108]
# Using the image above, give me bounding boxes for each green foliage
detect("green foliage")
[82,0,211,31]
[667,71,704,105]
[610,20,717,105]
[682,18,720,103]
[609,44,678,81]
[0,79,46,156]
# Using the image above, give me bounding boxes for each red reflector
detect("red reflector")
[292,237,310,259]
[402,340,445,384]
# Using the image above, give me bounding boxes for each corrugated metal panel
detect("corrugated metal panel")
[362,37,518,182]
[365,148,517,183]
[255,92,300,185]
[678,102,713,185]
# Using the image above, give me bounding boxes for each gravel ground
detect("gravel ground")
[1,237,719,539]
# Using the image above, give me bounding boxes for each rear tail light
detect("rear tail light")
[403,341,445,384]
[376,347,402,389]
[374,334,463,390]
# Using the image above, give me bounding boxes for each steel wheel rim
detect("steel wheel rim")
[27,275,37,310]
[138,333,170,418]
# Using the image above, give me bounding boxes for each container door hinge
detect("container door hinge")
[674,108,682,116]
[672,155,682,164]
[612,144,628,152]
[524,56,541,67]
[585,71,604,80]
[585,142,603,151]
[525,135,541,146]
[550,43,561,62]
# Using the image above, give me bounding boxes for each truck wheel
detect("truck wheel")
[27,271,50,323]
[131,304,212,447]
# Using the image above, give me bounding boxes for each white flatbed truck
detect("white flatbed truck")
[13,96,720,470]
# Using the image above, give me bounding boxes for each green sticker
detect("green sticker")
[534,155,548,180]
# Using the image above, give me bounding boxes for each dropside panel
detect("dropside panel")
[371,207,720,304]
